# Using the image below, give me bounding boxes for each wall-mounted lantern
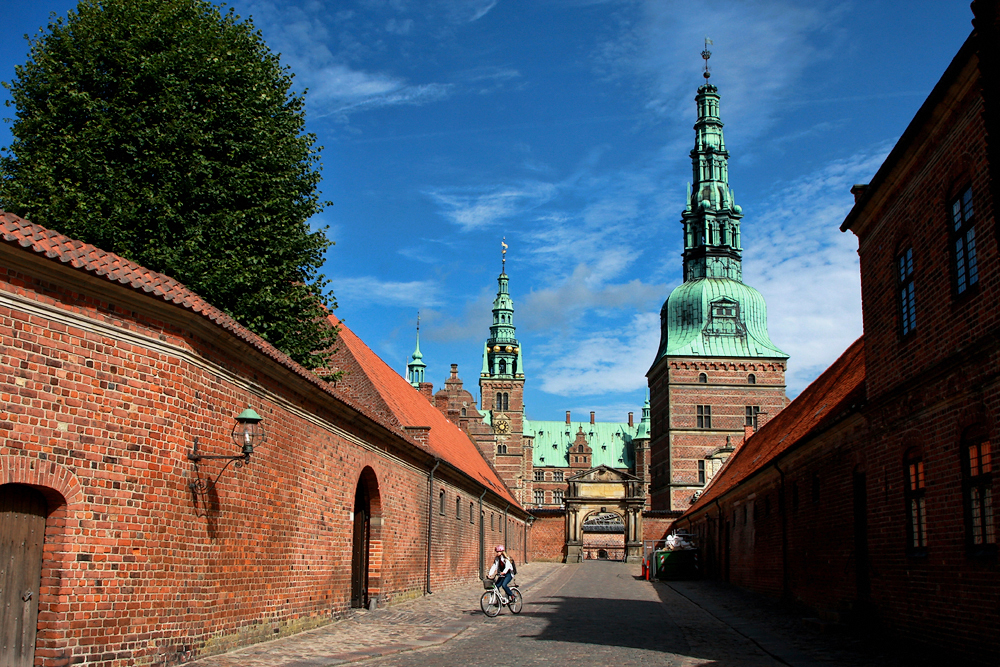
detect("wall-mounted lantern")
[188,408,266,493]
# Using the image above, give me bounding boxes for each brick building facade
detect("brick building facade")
[0,214,529,666]
[676,23,1000,663]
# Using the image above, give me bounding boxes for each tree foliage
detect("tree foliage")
[1,0,338,371]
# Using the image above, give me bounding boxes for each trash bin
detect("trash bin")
[654,549,699,580]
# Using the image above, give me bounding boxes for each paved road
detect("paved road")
[190,561,969,667]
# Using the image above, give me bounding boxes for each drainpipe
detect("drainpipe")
[773,462,790,601]
[503,503,510,550]
[426,458,441,594]
[478,488,487,579]
[715,498,723,577]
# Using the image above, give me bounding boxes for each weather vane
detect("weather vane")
[416,310,420,333]
[501,237,508,272]
[702,37,713,79]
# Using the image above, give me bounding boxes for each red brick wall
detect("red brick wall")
[0,257,526,666]
[649,357,787,511]
[857,68,997,402]
[528,513,566,562]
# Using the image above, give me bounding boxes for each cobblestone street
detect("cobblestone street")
[189,561,964,667]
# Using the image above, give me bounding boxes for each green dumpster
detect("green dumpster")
[654,549,699,580]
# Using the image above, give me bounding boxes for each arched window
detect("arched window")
[456,496,461,520]
[496,392,502,410]
[461,407,467,417]
[698,373,707,384]
[499,359,507,374]
[498,443,507,454]
[470,502,475,523]
[439,489,445,515]
[905,450,927,551]
[747,373,756,384]
[491,513,495,530]
[503,393,509,411]
[963,429,995,550]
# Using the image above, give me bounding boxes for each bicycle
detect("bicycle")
[480,577,523,617]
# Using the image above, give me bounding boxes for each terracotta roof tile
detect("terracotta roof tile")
[685,337,866,514]
[329,315,519,506]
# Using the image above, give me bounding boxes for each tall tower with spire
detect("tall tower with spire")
[647,43,789,512]
[478,239,531,504]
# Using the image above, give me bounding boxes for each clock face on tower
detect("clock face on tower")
[494,418,511,434]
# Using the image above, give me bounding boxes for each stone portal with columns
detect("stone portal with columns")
[564,465,645,563]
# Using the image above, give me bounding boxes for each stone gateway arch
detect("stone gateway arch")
[564,466,646,562]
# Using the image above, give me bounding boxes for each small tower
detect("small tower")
[406,313,433,399]
[632,395,652,509]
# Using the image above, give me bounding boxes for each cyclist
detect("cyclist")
[487,544,514,603]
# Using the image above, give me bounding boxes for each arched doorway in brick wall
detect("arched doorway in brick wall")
[0,484,47,667]
[581,511,625,560]
[351,467,383,609]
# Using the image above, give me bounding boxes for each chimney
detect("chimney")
[450,363,459,379]
[628,412,634,427]
[850,183,869,203]
[590,411,595,424]
[418,382,434,400]
[757,411,770,430]
[743,425,754,445]
[566,410,571,425]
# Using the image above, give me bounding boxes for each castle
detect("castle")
[411,45,789,555]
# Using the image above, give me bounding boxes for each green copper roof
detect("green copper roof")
[525,419,643,469]
[651,73,786,367]
[655,277,787,360]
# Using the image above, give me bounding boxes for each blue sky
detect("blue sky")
[1,1,973,423]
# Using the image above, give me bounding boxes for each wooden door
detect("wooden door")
[350,482,370,609]
[1,484,47,667]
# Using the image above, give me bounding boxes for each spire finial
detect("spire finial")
[501,236,508,272]
[417,310,420,334]
[702,37,713,79]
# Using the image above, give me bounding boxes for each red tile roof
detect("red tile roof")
[685,337,866,515]
[0,211,519,506]
[328,315,518,505]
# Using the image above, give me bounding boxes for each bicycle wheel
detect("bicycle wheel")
[481,590,501,617]
[508,588,523,614]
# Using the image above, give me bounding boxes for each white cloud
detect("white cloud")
[333,276,443,308]
[743,142,893,396]
[601,0,845,142]
[536,312,661,396]
[425,182,558,230]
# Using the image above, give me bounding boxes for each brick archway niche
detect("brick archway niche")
[350,466,383,609]
[564,465,645,563]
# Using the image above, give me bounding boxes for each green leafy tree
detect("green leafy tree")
[1,0,338,371]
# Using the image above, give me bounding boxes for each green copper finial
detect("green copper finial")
[501,236,508,273]
[702,37,713,79]
[407,311,426,387]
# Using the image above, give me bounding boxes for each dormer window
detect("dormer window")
[705,297,746,336]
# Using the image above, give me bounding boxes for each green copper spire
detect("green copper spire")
[407,312,426,387]
[482,239,523,378]
[683,43,743,282]
[653,45,787,364]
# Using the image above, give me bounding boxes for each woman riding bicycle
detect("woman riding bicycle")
[488,544,514,602]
